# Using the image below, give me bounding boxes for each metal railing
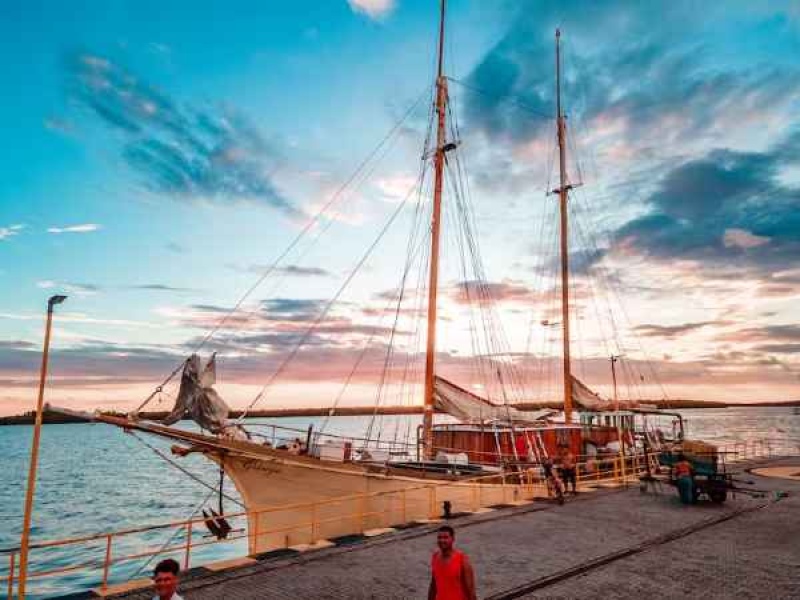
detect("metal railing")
[3,440,796,599]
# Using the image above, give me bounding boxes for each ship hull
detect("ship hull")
[216,452,533,554]
[90,415,543,555]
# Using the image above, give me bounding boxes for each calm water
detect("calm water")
[1,408,798,598]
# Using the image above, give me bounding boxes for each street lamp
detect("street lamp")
[17,294,67,599]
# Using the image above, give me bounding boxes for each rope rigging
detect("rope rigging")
[521,37,671,406]
[132,87,431,416]
[235,176,421,422]
[129,432,244,508]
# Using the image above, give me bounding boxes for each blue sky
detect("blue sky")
[1,0,800,415]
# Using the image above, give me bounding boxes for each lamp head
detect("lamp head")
[48,295,68,311]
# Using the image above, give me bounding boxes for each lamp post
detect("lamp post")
[17,294,67,599]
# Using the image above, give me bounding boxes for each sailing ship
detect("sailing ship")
[57,1,656,555]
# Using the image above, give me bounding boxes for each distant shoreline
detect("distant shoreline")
[1,398,799,425]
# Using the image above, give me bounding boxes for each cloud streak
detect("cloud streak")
[47,223,101,234]
[65,52,299,216]
[0,224,24,240]
[347,0,394,21]
[36,280,100,296]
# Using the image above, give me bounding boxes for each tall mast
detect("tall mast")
[422,0,448,459]
[610,355,620,411]
[555,29,573,423]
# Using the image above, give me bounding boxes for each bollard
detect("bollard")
[442,501,452,519]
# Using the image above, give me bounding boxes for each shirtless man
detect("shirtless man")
[558,446,577,494]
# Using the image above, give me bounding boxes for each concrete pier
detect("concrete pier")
[100,457,799,600]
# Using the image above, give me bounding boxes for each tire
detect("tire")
[709,487,727,504]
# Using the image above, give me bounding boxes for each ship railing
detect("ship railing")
[715,439,800,462]
[1,451,659,599]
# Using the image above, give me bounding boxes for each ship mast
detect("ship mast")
[555,29,574,423]
[422,0,448,459]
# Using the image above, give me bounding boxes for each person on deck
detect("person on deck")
[673,454,695,504]
[152,558,183,600]
[558,446,577,494]
[428,525,477,600]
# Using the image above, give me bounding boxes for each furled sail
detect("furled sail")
[434,376,553,424]
[163,354,231,433]
[571,375,638,411]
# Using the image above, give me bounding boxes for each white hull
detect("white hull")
[218,452,536,554]
[93,415,544,555]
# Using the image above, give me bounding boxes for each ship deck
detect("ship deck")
[79,456,799,600]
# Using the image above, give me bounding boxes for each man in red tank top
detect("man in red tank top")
[428,525,477,600]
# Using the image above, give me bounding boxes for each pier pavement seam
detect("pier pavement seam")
[484,499,774,600]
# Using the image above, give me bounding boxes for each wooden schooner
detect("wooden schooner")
[61,1,662,555]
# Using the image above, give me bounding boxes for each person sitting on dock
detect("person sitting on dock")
[152,558,183,600]
[673,454,695,504]
[558,446,577,494]
[429,525,477,600]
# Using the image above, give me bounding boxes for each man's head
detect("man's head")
[437,525,455,552]
[153,558,180,599]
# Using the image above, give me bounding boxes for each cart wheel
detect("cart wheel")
[709,488,727,504]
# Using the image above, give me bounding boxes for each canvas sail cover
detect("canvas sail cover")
[433,376,553,424]
[571,375,638,411]
[163,354,231,433]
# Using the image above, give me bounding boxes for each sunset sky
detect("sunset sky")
[1,0,799,416]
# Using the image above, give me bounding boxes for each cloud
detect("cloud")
[0,224,24,240]
[612,135,800,273]
[36,281,100,296]
[634,321,720,339]
[347,0,394,20]
[374,174,418,203]
[128,283,195,292]
[65,52,299,216]
[173,296,408,356]
[460,1,800,202]
[47,223,101,234]
[450,279,540,305]
[165,242,185,254]
[232,263,333,278]
[719,324,800,344]
[723,228,770,249]
[277,265,333,278]
[0,340,36,350]
[0,339,182,385]
[0,311,159,328]
[753,343,800,354]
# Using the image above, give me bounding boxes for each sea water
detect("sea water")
[0,408,798,598]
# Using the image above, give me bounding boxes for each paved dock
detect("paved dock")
[104,457,800,600]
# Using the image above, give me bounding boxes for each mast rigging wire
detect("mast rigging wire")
[133,88,430,416]
[130,432,244,508]
[235,178,420,421]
